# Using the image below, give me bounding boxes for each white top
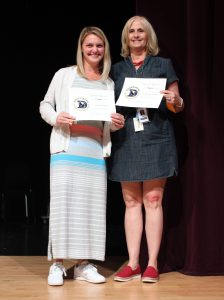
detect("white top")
[39,66,116,157]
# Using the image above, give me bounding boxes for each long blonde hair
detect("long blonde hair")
[76,26,111,81]
[121,15,160,58]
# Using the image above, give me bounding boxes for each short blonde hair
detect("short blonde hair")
[76,26,111,81]
[121,15,160,57]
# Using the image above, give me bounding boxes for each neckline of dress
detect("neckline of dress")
[132,60,144,67]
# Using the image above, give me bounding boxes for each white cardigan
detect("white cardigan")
[39,66,115,157]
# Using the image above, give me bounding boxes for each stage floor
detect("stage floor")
[0,256,224,300]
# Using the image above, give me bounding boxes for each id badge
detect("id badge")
[136,108,149,123]
[133,117,144,132]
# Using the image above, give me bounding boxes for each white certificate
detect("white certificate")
[69,88,116,121]
[116,77,167,108]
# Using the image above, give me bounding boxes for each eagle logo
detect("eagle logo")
[125,87,139,98]
[74,98,89,110]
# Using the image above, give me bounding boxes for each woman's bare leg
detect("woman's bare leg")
[143,178,166,269]
[121,181,143,269]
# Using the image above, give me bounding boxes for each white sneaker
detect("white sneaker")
[48,262,67,286]
[74,263,106,283]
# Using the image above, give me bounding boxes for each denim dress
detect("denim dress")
[107,56,179,182]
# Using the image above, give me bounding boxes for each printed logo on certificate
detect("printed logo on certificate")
[69,88,116,121]
[125,86,140,98]
[73,97,89,110]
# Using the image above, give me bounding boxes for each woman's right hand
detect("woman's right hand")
[110,112,125,128]
[56,112,76,126]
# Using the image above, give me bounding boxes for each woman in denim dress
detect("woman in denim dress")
[108,16,184,283]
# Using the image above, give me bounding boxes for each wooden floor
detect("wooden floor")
[0,256,223,300]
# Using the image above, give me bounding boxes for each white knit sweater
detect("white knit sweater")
[39,66,115,157]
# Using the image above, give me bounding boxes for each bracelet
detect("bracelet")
[176,97,183,107]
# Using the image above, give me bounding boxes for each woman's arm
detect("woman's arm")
[161,81,184,113]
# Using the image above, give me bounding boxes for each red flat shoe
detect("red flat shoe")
[141,266,159,283]
[114,265,141,282]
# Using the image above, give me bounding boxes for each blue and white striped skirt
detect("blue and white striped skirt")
[48,136,107,261]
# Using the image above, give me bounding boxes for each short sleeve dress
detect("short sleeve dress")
[107,56,179,182]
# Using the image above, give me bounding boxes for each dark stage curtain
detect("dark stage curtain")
[137,0,224,275]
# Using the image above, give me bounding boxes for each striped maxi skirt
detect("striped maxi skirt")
[48,135,107,261]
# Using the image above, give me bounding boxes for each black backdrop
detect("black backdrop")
[2,0,224,276]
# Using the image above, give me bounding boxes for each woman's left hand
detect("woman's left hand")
[160,81,184,113]
[161,90,182,107]
[110,113,125,128]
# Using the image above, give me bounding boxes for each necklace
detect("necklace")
[132,60,144,67]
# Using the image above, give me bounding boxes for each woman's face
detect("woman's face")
[128,19,147,52]
[81,33,105,66]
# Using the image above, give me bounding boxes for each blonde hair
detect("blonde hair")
[76,26,111,81]
[121,16,160,57]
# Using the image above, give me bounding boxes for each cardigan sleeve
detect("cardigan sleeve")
[102,121,112,157]
[39,70,62,126]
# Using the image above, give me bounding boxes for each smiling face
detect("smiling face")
[81,33,105,67]
[128,19,148,53]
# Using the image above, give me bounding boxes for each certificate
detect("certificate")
[116,77,167,108]
[69,87,116,121]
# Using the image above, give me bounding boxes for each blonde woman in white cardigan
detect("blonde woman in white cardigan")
[40,26,124,286]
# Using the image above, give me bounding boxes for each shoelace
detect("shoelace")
[53,263,67,276]
[85,263,97,271]
[76,263,97,274]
